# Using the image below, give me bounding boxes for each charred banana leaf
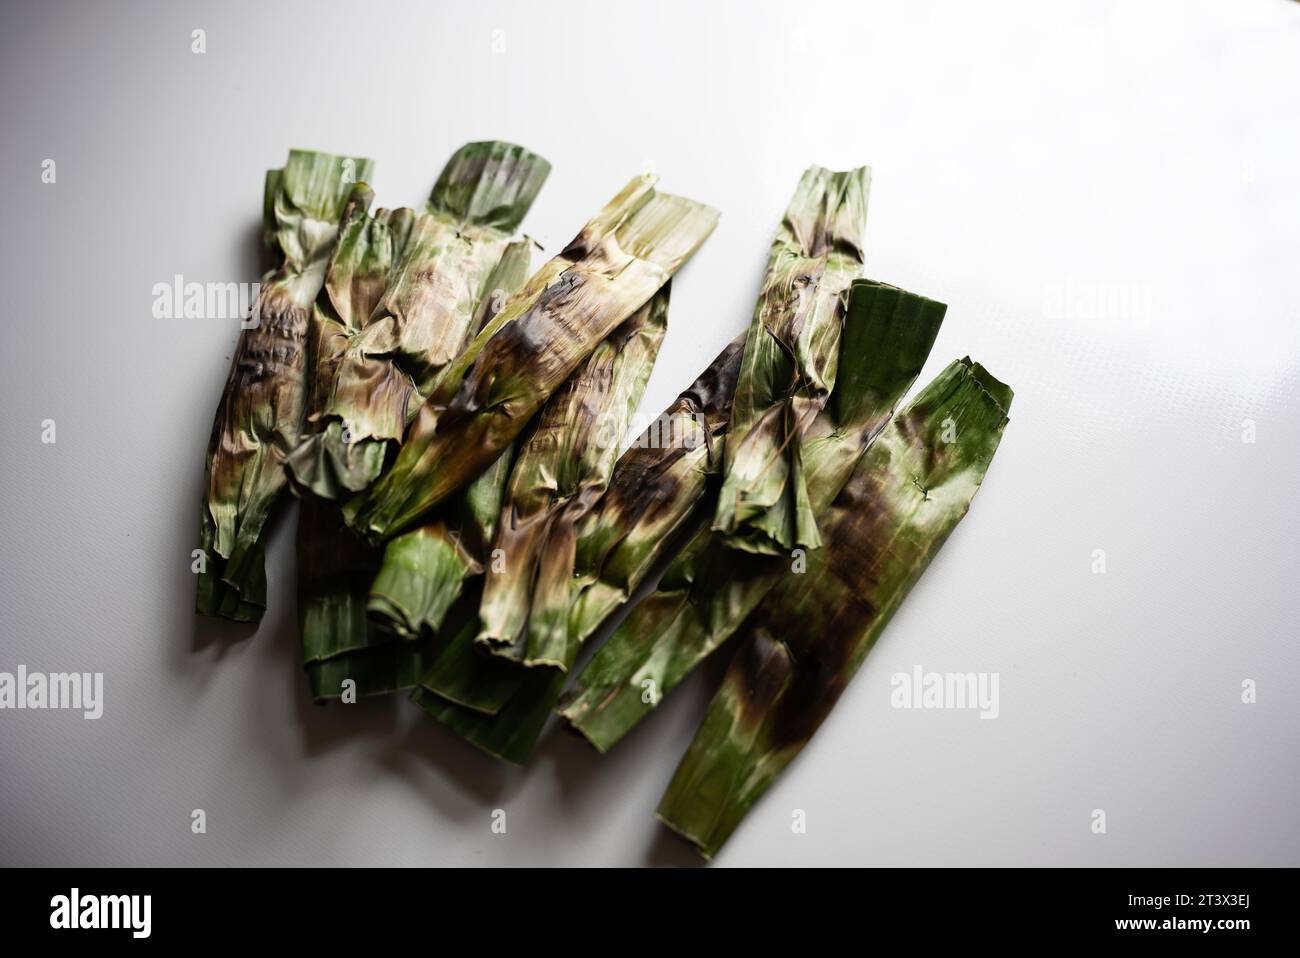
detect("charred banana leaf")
[711,166,870,555]
[286,142,549,499]
[344,176,719,541]
[296,188,414,696]
[409,335,745,763]
[477,283,670,667]
[297,146,545,697]
[658,358,1013,858]
[197,149,373,621]
[365,239,534,638]
[557,278,946,751]
[564,332,746,650]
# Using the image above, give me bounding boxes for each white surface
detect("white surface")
[1,0,1298,867]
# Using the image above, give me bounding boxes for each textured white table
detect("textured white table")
[1,0,1297,866]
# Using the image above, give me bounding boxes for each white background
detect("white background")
[1,0,1297,866]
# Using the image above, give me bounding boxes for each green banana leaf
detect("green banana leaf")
[711,166,871,556]
[343,175,720,541]
[557,278,946,752]
[401,284,670,759]
[564,332,746,650]
[410,604,565,766]
[658,357,1013,858]
[197,149,374,621]
[293,187,410,690]
[409,334,746,763]
[366,239,534,638]
[308,640,438,703]
[300,502,437,702]
[295,146,545,697]
[365,446,515,639]
[477,283,670,668]
[286,142,549,500]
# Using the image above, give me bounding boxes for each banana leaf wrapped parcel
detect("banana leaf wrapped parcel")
[286,142,549,500]
[197,149,373,621]
[366,241,535,640]
[370,279,668,646]
[657,358,1014,859]
[416,277,943,763]
[558,278,947,752]
[188,146,1020,862]
[294,186,411,696]
[477,283,670,667]
[711,166,871,556]
[344,175,720,541]
[409,332,746,763]
[563,332,747,650]
[294,143,548,699]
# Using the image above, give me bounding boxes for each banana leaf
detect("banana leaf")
[293,189,416,698]
[365,446,515,638]
[410,604,566,765]
[295,147,544,697]
[564,332,746,650]
[343,175,720,541]
[404,283,671,755]
[557,278,946,752]
[366,238,534,638]
[657,358,1013,858]
[477,283,670,667]
[197,149,373,621]
[412,672,566,766]
[408,334,746,763]
[711,166,870,556]
[307,639,438,702]
[298,497,440,701]
[286,142,549,499]
[404,289,673,728]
